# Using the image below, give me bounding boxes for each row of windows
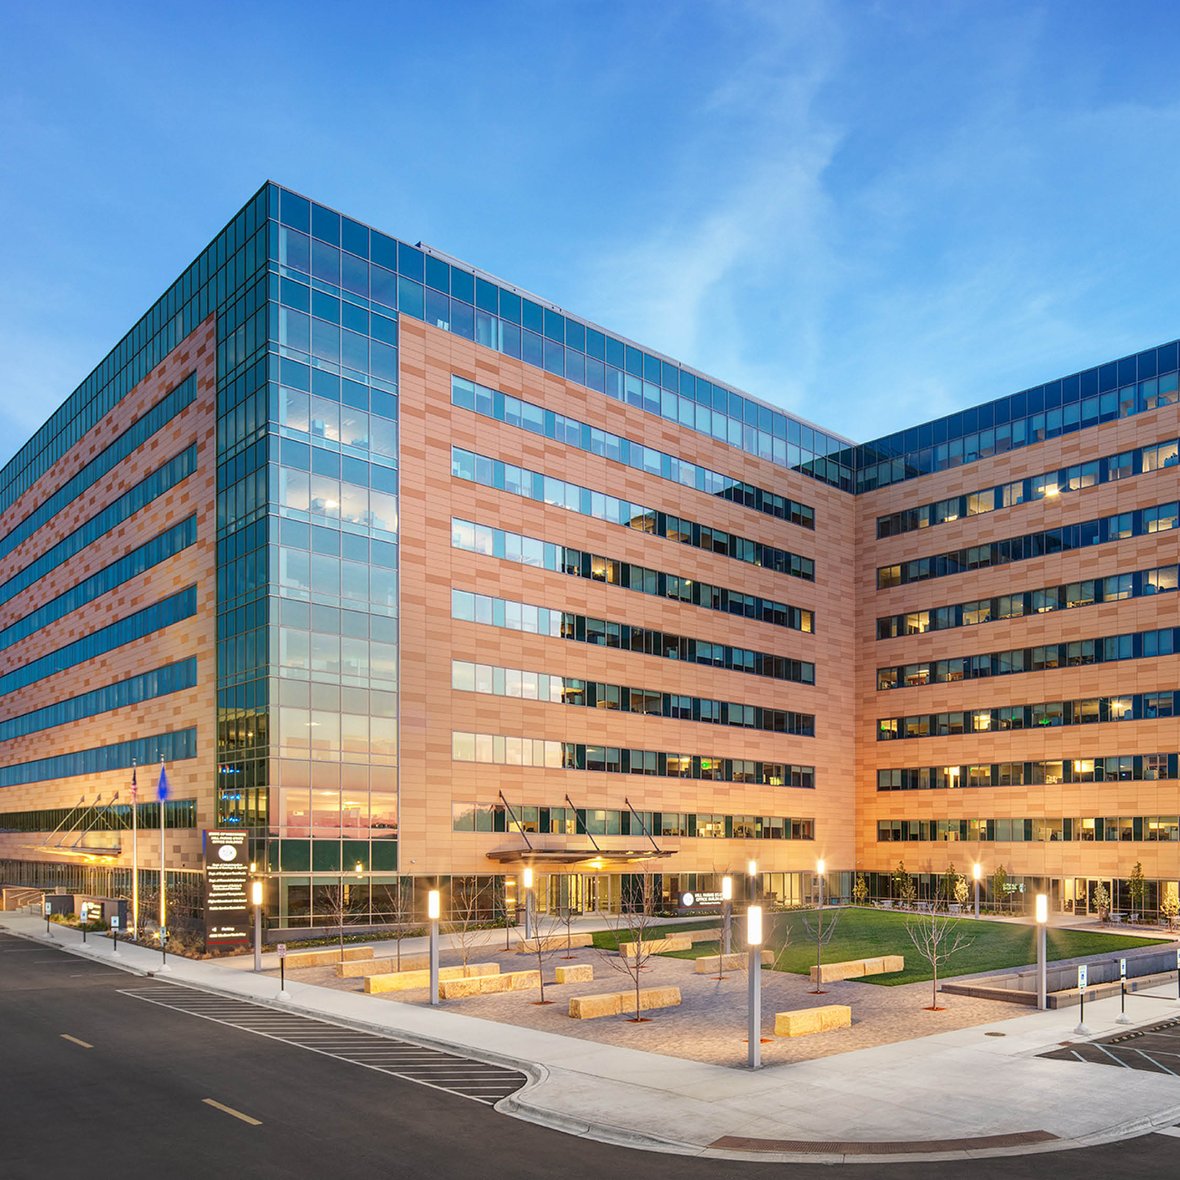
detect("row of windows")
[0,727,197,789]
[879,692,1180,740]
[451,590,817,685]
[452,730,815,786]
[877,816,1180,843]
[453,802,815,839]
[877,754,1176,791]
[0,373,196,564]
[877,625,1180,690]
[876,426,1180,538]
[0,445,197,608]
[451,518,814,634]
[858,344,1180,492]
[451,375,816,530]
[451,448,816,582]
[0,517,196,653]
[273,381,398,464]
[272,462,399,537]
[0,798,197,834]
[877,500,1180,589]
[452,659,816,737]
[0,587,197,699]
[0,659,196,744]
[878,563,1179,640]
[272,185,851,490]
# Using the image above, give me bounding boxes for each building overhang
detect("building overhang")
[485,846,674,867]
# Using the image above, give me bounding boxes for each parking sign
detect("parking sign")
[1078,964,1088,991]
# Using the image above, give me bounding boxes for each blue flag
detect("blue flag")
[157,762,169,802]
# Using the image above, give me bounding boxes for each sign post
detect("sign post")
[1116,957,1131,1025]
[203,830,251,950]
[110,914,120,957]
[1075,964,1089,1036]
[158,927,170,973]
[44,899,52,939]
[277,943,289,999]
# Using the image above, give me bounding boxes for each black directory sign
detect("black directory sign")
[204,830,250,948]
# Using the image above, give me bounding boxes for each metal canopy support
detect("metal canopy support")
[624,797,661,853]
[564,794,601,854]
[497,791,534,850]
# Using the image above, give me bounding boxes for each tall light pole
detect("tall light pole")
[428,888,441,1006]
[813,858,826,994]
[130,761,139,941]
[721,875,733,955]
[1035,893,1048,1010]
[252,877,264,972]
[522,866,534,940]
[747,904,763,1069]
[973,862,982,920]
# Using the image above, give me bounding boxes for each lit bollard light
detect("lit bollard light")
[428,889,441,1006]
[747,904,763,1069]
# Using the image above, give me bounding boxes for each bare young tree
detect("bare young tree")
[904,906,974,1010]
[518,910,565,1004]
[558,903,580,959]
[316,875,367,963]
[444,876,495,968]
[599,875,661,1021]
[803,909,841,994]
[376,878,416,971]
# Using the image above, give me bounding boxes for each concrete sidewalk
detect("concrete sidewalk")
[7,911,1180,1165]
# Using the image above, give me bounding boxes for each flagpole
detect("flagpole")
[159,757,167,936]
[131,761,139,940]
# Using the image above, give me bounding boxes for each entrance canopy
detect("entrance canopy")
[485,846,673,866]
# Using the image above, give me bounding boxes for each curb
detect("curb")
[8,920,1180,1164]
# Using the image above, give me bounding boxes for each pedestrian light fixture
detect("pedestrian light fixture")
[1035,892,1048,1010]
[747,904,764,1069]
[251,878,264,973]
[428,888,441,1006]
[721,874,734,957]
[973,862,982,920]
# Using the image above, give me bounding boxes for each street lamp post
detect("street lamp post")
[522,866,534,941]
[747,905,763,1069]
[747,859,758,903]
[428,888,441,1006]
[1035,893,1048,1010]
[973,862,982,920]
[252,877,264,973]
[813,858,826,994]
[721,875,733,955]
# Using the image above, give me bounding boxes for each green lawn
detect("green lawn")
[660,907,1166,985]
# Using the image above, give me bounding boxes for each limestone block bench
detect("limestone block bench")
[685,928,723,944]
[775,1004,852,1037]
[515,932,594,953]
[337,954,430,978]
[693,953,745,974]
[364,962,499,995]
[438,969,540,999]
[555,963,594,984]
[568,986,681,1019]
[808,955,904,985]
[285,946,374,970]
[619,935,691,959]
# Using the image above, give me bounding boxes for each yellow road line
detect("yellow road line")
[60,1034,93,1049]
[202,1098,262,1126]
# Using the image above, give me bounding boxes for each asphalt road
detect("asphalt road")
[2,931,1178,1180]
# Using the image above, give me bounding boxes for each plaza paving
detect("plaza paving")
[267,935,1023,1067]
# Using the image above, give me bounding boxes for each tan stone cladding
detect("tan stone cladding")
[0,317,218,874]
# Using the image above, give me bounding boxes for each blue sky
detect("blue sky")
[3,0,1180,464]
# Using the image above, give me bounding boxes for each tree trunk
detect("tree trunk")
[932,961,938,1009]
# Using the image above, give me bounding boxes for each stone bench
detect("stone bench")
[808,954,904,984]
[515,932,594,953]
[336,954,429,978]
[285,946,374,970]
[568,985,681,1019]
[438,970,540,999]
[555,963,594,984]
[364,962,499,995]
[694,953,745,974]
[685,928,723,944]
[619,935,691,959]
[775,1004,852,1037]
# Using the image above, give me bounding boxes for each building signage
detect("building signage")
[204,830,251,948]
[681,891,723,908]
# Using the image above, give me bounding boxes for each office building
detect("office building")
[0,181,1175,931]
